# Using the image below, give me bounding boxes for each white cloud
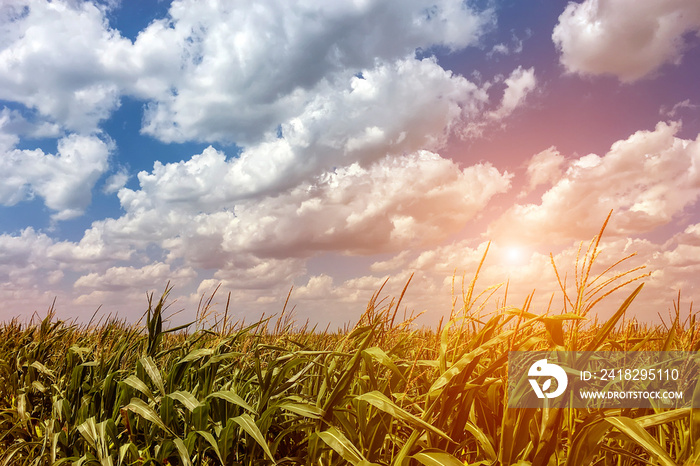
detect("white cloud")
[0,0,493,141]
[35,149,510,302]
[672,223,700,247]
[74,262,196,292]
[487,30,528,58]
[521,146,566,195]
[129,58,491,207]
[489,122,700,244]
[344,232,690,325]
[0,134,111,220]
[488,43,509,57]
[0,228,71,310]
[48,222,134,265]
[141,151,511,271]
[660,99,698,119]
[208,257,306,291]
[0,227,54,280]
[552,0,700,82]
[135,0,494,144]
[489,66,537,120]
[102,167,129,194]
[294,275,337,301]
[0,107,60,151]
[462,66,537,137]
[0,0,130,132]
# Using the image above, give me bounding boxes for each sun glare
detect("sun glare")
[504,246,525,266]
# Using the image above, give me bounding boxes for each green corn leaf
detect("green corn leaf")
[123,375,155,402]
[317,426,366,465]
[565,419,611,466]
[429,318,538,397]
[118,442,138,466]
[463,420,496,461]
[125,398,174,436]
[411,449,466,466]
[195,430,224,465]
[96,420,115,466]
[542,314,583,347]
[636,408,689,429]
[77,417,97,450]
[438,320,451,374]
[363,347,406,382]
[218,421,237,464]
[277,401,324,419]
[168,390,201,412]
[173,438,193,466]
[356,391,452,442]
[30,360,55,377]
[180,348,214,364]
[231,413,276,464]
[140,356,165,396]
[192,403,209,431]
[51,431,60,464]
[206,390,255,413]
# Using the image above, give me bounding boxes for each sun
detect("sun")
[503,245,526,266]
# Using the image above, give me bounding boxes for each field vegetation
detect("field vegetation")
[1,219,700,465]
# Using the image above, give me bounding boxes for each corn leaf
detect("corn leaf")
[231,413,276,464]
[317,426,366,465]
[125,398,174,436]
[356,391,452,442]
[207,390,255,413]
[605,416,675,466]
[412,449,465,466]
[168,390,201,412]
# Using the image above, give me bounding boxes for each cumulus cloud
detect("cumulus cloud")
[0,107,60,151]
[347,232,682,324]
[463,66,537,137]
[487,30,528,58]
[520,146,566,195]
[671,223,700,247]
[207,257,306,291]
[660,99,698,119]
[129,58,490,210]
[0,228,78,317]
[74,262,196,292]
[28,149,510,312]
[0,228,54,284]
[0,0,130,132]
[217,151,511,258]
[48,222,134,265]
[0,134,111,220]
[135,0,494,144]
[552,0,700,82]
[77,150,506,279]
[102,167,129,194]
[0,0,494,141]
[1,0,504,217]
[489,121,700,244]
[489,66,537,120]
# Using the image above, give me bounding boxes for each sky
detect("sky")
[1,0,700,328]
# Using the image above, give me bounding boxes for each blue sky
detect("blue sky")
[1,0,700,326]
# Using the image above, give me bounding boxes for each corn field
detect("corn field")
[1,221,700,466]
